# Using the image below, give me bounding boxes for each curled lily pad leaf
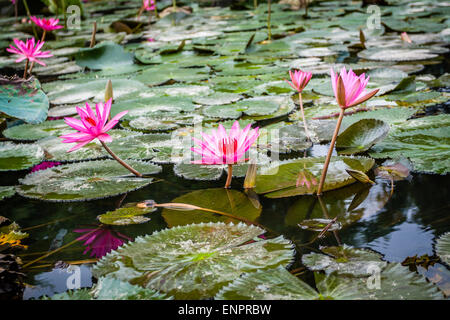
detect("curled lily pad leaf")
[162,188,262,227]
[2,120,73,141]
[336,119,390,155]
[216,267,361,300]
[255,156,375,198]
[92,222,294,299]
[0,76,49,124]
[0,186,15,201]
[302,245,387,277]
[436,232,450,266]
[345,169,375,185]
[0,142,44,171]
[98,205,157,226]
[17,160,161,202]
[369,114,450,174]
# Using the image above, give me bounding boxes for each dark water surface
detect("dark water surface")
[1,154,449,299]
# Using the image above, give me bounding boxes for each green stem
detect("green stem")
[267,0,272,41]
[22,0,38,39]
[101,141,142,177]
[298,92,311,141]
[317,108,345,195]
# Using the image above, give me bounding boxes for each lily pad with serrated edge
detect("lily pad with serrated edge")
[0,186,15,201]
[336,119,390,155]
[162,188,262,227]
[2,120,73,141]
[436,232,450,266]
[302,245,387,277]
[0,142,44,171]
[17,159,161,202]
[255,156,375,198]
[92,222,294,299]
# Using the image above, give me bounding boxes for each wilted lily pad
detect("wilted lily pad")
[92,222,294,299]
[17,159,161,202]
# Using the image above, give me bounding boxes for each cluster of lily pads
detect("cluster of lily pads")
[0,0,449,300]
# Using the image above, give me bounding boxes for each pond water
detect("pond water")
[0,0,450,300]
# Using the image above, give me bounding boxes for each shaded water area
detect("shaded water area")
[1,150,449,299]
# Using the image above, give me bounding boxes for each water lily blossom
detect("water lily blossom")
[60,99,142,177]
[192,121,259,188]
[74,226,131,259]
[401,32,412,44]
[330,67,379,110]
[317,67,379,195]
[30,16,63,32]
[143,0,155,11]
[6,38,52,78]
[286,69,312,139]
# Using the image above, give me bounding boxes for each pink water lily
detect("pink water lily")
[60,98,142,177]
[286,69,312,93]
[6,38,52,67]
[60,99,127,152]
[143,0,155,11]
[30,16,63,31]
[74,226,131,259]
[192,121,259,165]
[330,67,379,110]
[192,121,259,188]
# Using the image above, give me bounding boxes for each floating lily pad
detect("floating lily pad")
[369,114,450,174]
[358,48,438,61]
[436,232,450,266]
[173,163,224,181]
[17,159,161,202]
[45,276,171,300]
[0,142,44,171]
[0,186,15,201]
[216,267,361,300]
[75,41,134,71]
[302,245,387,277]
[2,120,73,141]
[255,156,375,198]
[98,206,157,226]
[336,119,390,155]
[162,188,262,227]
[92,222,294,299]
[0,77,49,124]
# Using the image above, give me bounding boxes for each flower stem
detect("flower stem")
[100,141,143,177]
[298,92,311,141]
[225,164,233,189]
[254,0,258,8]
[154,0,159,18]
[22,0,38,39]
[317,108,345,195]
[267,0,272,41]
[90,21,97,48]
[23,59,29,79]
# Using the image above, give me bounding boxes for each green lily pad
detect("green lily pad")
[336,119,390,155]
[173,163,224,181]
[369,114,450,174]
[436,232,450,266]
[216,267,361,300]
[255,156,375,198]
[302,245,387,276]
[17,159,161,202]
[75,41,134,71]
[162,188,262,227]
[2,120,73,141]
[98,206,157,226]
[92,222,294,299]
[358,47,438,61]
[0,186,15,201]
[45,276,171,300]
[0,142,44,171]
[0,77,49,124]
